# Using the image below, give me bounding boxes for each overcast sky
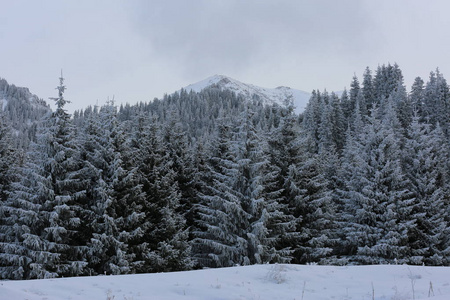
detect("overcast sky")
[2,0,450,112]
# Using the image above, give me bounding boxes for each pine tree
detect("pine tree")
[1,74,89,279]
[341,103,414,264]
[410,77,425,120]
[192,120,250,267]
[403,117,449,265]
[265,104,304,262]
[0,109,18,196]
[339,89,351,124]
[424,69,450,135]
[391,81,412,131]
[349,75,361,114]
[162,110,197,229]
[0,114,39,279]
[318,92,334,153]
[81,102,143,275]
[355,89,368,118]
[0,160,50,279]
[362,67,375,112]
[302,90,323,144]
[235,104,291,264]
[373,63,404,105]
[292,130,337,264]
[132,115,193,272]
[36,73,90,277]
[329,93,346,152]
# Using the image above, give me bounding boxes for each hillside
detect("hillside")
[0,78,50,148]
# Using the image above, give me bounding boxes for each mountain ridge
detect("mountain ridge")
[182,75,311,114]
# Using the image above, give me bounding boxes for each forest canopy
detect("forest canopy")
[0,64,449,280]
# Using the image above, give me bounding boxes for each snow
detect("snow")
[2,264,450,300]
[183,75,311,114]
[0,98,7,111]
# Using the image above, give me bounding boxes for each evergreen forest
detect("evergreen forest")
[1,63,450,280]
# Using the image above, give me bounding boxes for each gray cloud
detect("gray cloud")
[2,0,450,112]
[129,0,374,83]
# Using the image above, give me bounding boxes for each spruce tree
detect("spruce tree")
[0,112,39,279]
[410,77,425,120]
[424,69,450,135]
[132,115,193,272]
[193,121,250,267]
[341,103,414,264]
[403,117,449,264]
[81,102,139,275]
[362,67,375,112]
[1,74,89,279]
[37,74,90,277]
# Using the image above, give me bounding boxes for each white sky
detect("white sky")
[2,0,450,112]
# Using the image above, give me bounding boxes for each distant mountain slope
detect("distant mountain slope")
[0,78,51,148]
[183,75,311,114]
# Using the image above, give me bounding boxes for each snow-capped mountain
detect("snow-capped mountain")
[183,75,311,114]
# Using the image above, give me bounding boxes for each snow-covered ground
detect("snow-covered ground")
[2,264,450,300]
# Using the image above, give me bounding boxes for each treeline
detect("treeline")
[0,64,449,280]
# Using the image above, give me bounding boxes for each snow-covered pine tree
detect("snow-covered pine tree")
[293,131,337,263]
[341,101,414,264]
[80,102,139,275]
[36,74,90,277]
[0,108,37,279]
[355,89,368,119]
[328,92,346,153]
[235,104,287,264]
[1,74,89,279]
[120,112,156,273]
[131,114,193,272]
[288,90,341,264]
[0,108,18,196]
[302,90,323,145]
[185,137,211,239]
[423,69,450,135]
[264,103,304,263]
[346,75,360,119]
[162,110,198,229]
[362,67,375,113]
[0,157,50,279]
[390,80,412,132]
[427,123,450,264]
[192,120,250,268]
[410,77,425,121]
[373,63,404,105]
[402,116,450,265]
[339,89,349,121]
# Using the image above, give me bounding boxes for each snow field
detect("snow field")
[2,264,450,300]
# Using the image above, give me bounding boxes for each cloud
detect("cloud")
[362,0,450,85]
[0,0,151,110]
[128,0,374,84]
[3,0,450,112]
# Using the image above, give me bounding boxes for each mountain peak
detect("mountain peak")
[182,75,311,114]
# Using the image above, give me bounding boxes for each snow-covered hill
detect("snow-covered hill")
[3,264,450,300]
[0,78,49,112]
[0,78,50,147]
[183,75,311,114]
